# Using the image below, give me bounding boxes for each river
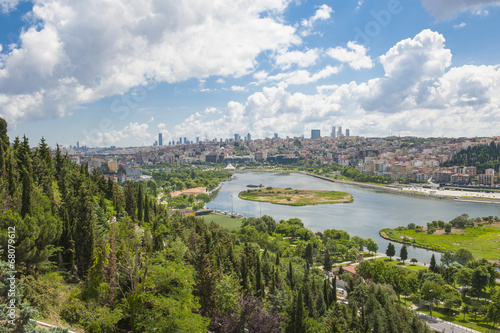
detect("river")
[207,171,500,264]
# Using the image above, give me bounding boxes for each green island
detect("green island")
[380,214,500,261]
[238,187,353,206]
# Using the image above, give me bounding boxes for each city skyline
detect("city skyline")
[1,1,500,147]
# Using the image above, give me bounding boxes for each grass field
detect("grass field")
[200,214,243,230]
[381,223,500,261]
[239,187,353,206]
[373,257,429,273]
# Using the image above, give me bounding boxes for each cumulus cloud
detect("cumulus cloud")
[421,0,500,19]
[166,29,500,140]
[0,0,299,125]
[300,4,333,36]
[327,42,373,70]
[275,48,321,70]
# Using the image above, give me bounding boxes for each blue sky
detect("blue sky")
[1,0,500,147]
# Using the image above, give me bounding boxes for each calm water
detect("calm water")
[207,172,500,264]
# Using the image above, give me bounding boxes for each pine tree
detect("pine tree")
[144,196,150,223]
[332,276,337,303]
[400,244,408,263]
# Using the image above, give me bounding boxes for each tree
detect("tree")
[470,265,490,295]
[421,280,443,316]
[304,243,313,265]
[399,245,408,263]
[285,288,306,333]
[486,288,500,328]
[441,251,455,267]
[455,248,473,266]
[429,254,437,273]
[366,238,379,255]
[324,250,332,272]
[385,243,395,259]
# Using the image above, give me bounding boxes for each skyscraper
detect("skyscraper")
[346,129,350,137]
[337,126,343,137]
[331,126,336,137]
[311,129,321,139]
[274,133,278,139]
[235,133,241,141]
[158,133,163,146]
[246,133,252,141]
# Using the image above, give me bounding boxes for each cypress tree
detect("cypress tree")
[429,254,437,272]
[0,142,5,180]
[144,196,150,223]
[332,276,337,303]
[137,185,143,222]
[255,252,263,298]
[323,279,330,308]
[21,168,32,217]
[400,244,408,263]
[287,261,294,290]
[73,182,96,278]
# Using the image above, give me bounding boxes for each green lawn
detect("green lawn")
[381,223,500,261]
[239,187,353,206]
[200,214,243,230]
[417,305,494,332]
[370,257,428,273]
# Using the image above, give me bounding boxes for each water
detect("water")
[207,171,500,264]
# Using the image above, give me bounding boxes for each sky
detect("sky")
[1,0,500,148]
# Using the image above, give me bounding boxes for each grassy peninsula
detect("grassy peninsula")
[380,214,500,261]
[239,187,353,206]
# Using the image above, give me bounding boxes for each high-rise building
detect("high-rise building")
[76,142,79,149]
[196,137,200,143]
[158,133,163,146]
[274,133,278,139]
[235,134,241,141]
[246,133,252,141]
[331,126,336,137]
[311,129,321,139]
[337,126,343,137]
[183,137,187,144]
[346,129,350,137]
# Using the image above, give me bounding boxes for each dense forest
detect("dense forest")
[0,117,498,332]
[444,141,500,173]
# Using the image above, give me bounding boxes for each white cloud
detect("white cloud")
[327,42,373,70]
[421,0,500,19]
[453,22,467,29]
[0,0,299,126]
[166,29,500,140]
[231,85,246,92]
[83,122,152,146]
[355,1,364,11]
[266,65,341,85]
[275,48,321,70]
[0,0,19,13]
[300,4,333,36]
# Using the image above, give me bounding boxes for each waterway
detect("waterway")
[207,171,500,264]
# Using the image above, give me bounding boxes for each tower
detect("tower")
[158,133,163,146]
[311,129,321,139]
[331,126,336,137]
